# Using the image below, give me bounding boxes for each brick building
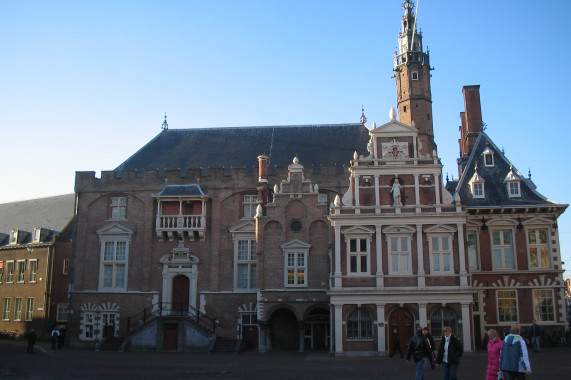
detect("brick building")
[67,0,567,355]
[0,194,75,340]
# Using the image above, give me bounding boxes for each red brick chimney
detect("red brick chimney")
[258,155,268,183]
[460,85,483,157]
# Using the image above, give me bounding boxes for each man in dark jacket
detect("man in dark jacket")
[436,326,463,380]
[390,329,404,358]
[407,328,431,380]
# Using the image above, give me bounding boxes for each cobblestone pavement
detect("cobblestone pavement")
[1,340,570,379]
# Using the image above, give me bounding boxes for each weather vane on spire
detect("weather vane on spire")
[360,105,367,124]
[162,112,168,130]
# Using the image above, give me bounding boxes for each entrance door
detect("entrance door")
[243,326,259,349]
[172,275,190,313]
[163,323,178,351]
[312,323,328,350]
[388,308,414,353]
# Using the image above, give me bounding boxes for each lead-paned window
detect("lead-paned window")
[243,195,258,219]
[236,239,257,289]
[497,290,518,322]
[533,289,554,322]
[110,197,127,220]
[528,229,550,268]
[286,252,306,286]
[101,240,127,290]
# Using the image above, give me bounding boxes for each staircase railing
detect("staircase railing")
[127,302,217,335]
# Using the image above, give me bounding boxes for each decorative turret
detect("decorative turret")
[394,0,435,156]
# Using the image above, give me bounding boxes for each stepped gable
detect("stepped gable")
[455,133,560,207]
[115,124,371,172]
[0,194,75,235]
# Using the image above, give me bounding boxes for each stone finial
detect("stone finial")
[353,151,359,160]
[273,184,279,193]
[389,107,397,121]
[255,204,263,218]
[293,156,299,164]
[314,184,319,192]
[334,194,341,207]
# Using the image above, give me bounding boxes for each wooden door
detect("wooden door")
[243,326,259,349]
[163,323,178,351]
[172,275,190,312]
[388,308,414,352]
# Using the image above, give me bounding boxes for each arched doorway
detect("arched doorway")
[388,308,414,355]
[172,275,190,311]
[269,308,299,350]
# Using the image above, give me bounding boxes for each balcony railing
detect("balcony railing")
[155,214,206,241]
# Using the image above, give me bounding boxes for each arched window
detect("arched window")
[430,307,458,338]
[347,307,374,340]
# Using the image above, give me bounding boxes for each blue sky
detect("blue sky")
[1,0,570,276]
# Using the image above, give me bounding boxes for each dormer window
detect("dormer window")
[9,230,17,245]
[504,165,522,198]
[468,164,485,199]
[483,146,494,167]
[33,228,41,243]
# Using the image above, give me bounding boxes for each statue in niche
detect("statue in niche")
[390,178,403,207]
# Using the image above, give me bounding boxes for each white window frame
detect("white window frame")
[16,260,26,283]
[281,240,311,288]
[507,181,521,197]
[0,261,3,283]
[33,227,41,242]
[236,238,257,290]
[13,297,23,321]
[5,261,14,283]
[28,259,38,282]
[97,224,133,292]
[2,298,11,320]
[527,228,551,269]
[483,150,494,167]
[82,312,96,341]
[25,298,34,321]
[497,289,518,323]
[346,236,370,276]
[387,235,412,275]
[466,229,480,271]
[533,289,555,322]
[491,229,515,270]
[429,235,453,273]
[472,182,485,198]
[242,195,258,219]
[9,230,17,244]
[110,196,127,220]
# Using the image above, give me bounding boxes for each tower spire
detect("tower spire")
[394,0,436,156]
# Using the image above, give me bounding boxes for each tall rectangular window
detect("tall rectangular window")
[28,260,38,282]
[0,261,3,283]
[508,182,521,197]
[57,304,69,322]
[102,241,127,289]
[286,252,306,286]
[348,238,369,274]
[467,230,479,270]
[25,298,34,321]
[242,195,258,219]
[2,298,11,320]
[533,289,554,322]
[63,259,70,275]
[110,197,127,220]
[528,229,550,268]
[17,260,26,283]
[13,298,23,321]
[492,230,515,269]
[389,236,410,274]
[430,236,452,273]
[83,312,95,340]
[6,261,14,283]
[236,239,257,289]
[497,290,518,322]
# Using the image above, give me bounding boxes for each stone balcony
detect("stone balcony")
[156,214,206,242]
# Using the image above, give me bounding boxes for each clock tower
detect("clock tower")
[394,0,435,156]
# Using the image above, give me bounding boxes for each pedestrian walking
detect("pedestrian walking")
[422,327,436,369]
[26,328,37,353]
[500,324,531,380]
[390,329,404,358]
[486,329,503,380]
[436,326,463,380]
[51,328,60,349]
[530,319,541,352]
[407,328,432,380]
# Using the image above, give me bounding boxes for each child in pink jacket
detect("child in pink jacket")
[486,329,503,380]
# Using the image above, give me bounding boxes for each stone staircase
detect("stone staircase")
[213,338,238,352]
[98,337,125,351]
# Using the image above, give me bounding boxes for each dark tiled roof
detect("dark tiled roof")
[0,194,75,235]
[115,124,371,172]
[156,184,206,197]
[455,133,563,208]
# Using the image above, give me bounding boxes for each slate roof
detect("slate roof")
[455,133,564,208]
[156,184,206,197]
[0,194,75,236]
[115,124,371,172]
